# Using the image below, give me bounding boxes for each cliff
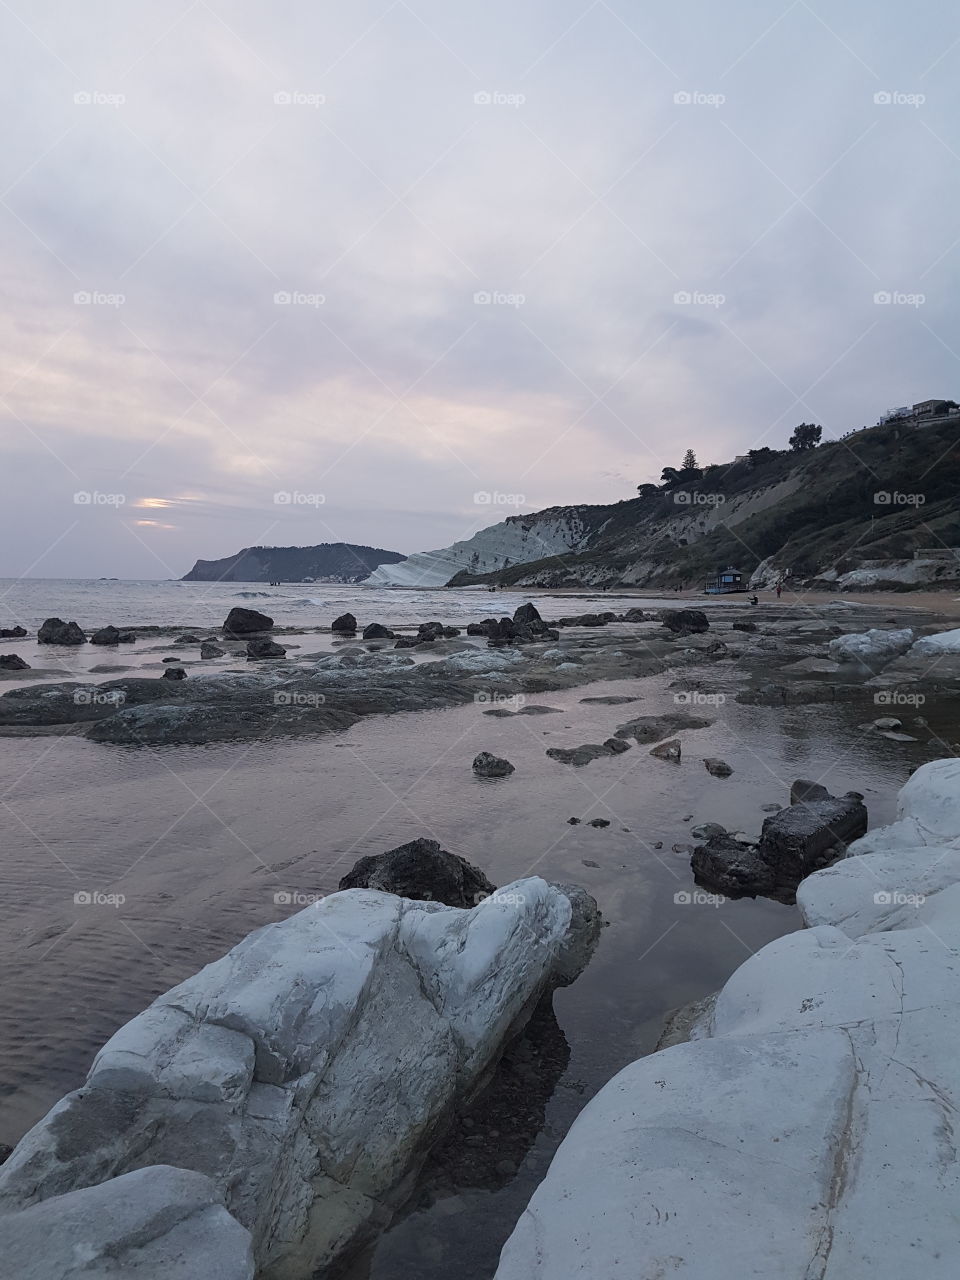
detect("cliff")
[182,542,405,583]
[366,505,615,587]
[445,419,960,590]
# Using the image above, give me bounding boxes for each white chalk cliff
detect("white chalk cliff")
[495,758,960,1280]
[0,877,591,1280]
[366,506,604,587]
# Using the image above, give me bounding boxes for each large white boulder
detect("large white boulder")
[843,757,960,855]
[827,627,914,667]
[0,878,588,1280]
[910,626,960,655]
[495,760,960,1280]
[0,1166,254,1280]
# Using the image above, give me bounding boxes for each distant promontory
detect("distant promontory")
[181,543,406,583]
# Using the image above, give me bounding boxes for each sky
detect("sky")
[1,0,959,579]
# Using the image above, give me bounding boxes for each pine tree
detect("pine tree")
[682,448,698,471]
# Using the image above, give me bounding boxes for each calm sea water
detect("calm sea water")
[0,577,744,635]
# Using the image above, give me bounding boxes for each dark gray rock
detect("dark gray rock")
[90,625,121,645]
[223,607,273,635]
[394,636,422,649]
[692,834,775,897]
[362,623,396,639]
[693,783,867,901]
[338,836,495,907]
[614,711,712,743]
[162,667,187,680]
[546,739,629,766]
[731,620,757,632]
[703,757,733,778]
[117,631,137,643]
[790,779,831,804]
[331,613,358,633]
[37,618,86,645]
[513,602,545,630]
[473,751,515,778]
[0,655,29,670]
[418,621,445,640]
[579,695,639,705]
[0,627,26,638]
[587,818,610,828]
[558,613,608,627]
[662,609,709,634]
[201,642,226,659]
[650,738,681,762]
[246,639,287,659]
[466,619,499,637]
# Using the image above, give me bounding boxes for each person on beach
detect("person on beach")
[776,583,782,599]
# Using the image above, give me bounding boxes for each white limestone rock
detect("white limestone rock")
[909,626,960,655]
[0,1166,254,1280]
[827,627,914,667]
[494,758,960,1280]
[0,878,587,1280]
[843,757,960,855]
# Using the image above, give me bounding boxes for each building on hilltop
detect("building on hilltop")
[878,399,959,427]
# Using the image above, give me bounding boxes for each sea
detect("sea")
[0,577,919,1278]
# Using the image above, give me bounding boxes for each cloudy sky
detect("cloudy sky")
[1,0,958,578]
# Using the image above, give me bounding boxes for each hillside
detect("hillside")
[182,542,405,583]
[446,420,960,590]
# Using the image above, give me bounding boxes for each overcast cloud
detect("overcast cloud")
[1,0,958,578]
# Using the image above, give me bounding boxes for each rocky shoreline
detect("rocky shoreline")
[3,598,959,751]
[2,597,960,1277]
